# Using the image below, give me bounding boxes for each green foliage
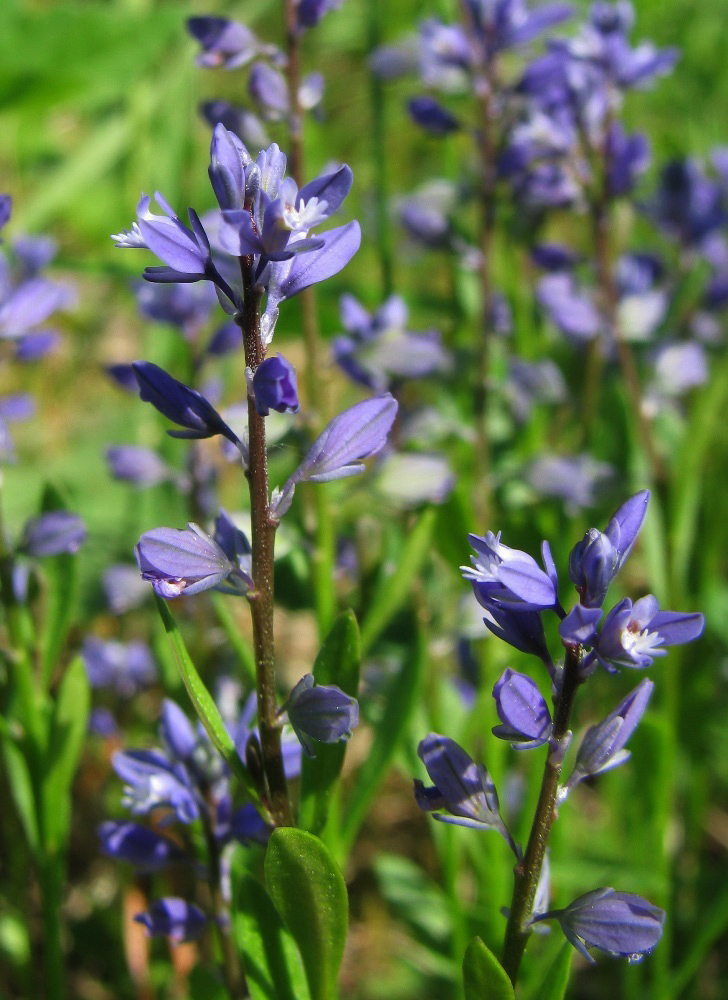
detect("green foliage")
[462,937,515,1000]
[264,828,348,1000]
[538,944,573,1000]
[233,873,311,1000]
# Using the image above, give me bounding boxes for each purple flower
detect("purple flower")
[201,99,270,151]
[648,159,725,248]
[296,0,344,29]
[538,274,601,341]
[135,280,217,336]
[0,278,72,340]
[533,888,665,962]
[249,62,289,120]
[135,898,208,943]
[20,511,86,557]
[132,361,241,448]
[0,194,11,232]
[462,533,558,612]
[187,16,263,70]
[98,821,183,873]
[492,669,552,748]
[105,446,175,488]
[281,674,359,758]
[82,638,157,697]
[525,454,614,513]
[466,0,572,57]
[408,96,460,136]
[414,734,517,853]
[594,595,704,670]
[559,603,602,649]
[271,394,398,516]
[606,123,650,197]
[332,293,450,392]
[135,523,240,599]
[563,679,654,793]
[483,606,555,669]
[14,329,61,362]
[569,491,650,607]
[252,354,300,416]
[113,749,200,825]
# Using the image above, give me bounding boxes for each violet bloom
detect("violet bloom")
[105,445,176,489]
[569,490,650,608]
[408,96,460,136]
[271,393,398,517]
[492,669,552,748]
[132,361,242,449]
[82,637,157,697]
[465,0,572,58]
[249,62,289,120]
[135,522,244,599]
[252,354,300,416]
[332,293,450,392]
[537,274,601,341]
[414,733,518,855]
[562,678,654,794]
[135,898,208,943]
[187,16,264,69]
[201,98,270,152]
[483,606,555,671]
[114,748,200,825]
[461,532,558,613]
[20,511,86,557]
[296,0,344,29]
[134,280,217,337]
[98,820,184,873]
[533,888,665,962]
[280,674,359,758]
[593,595,704,670]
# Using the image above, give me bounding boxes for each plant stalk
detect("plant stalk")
[238,257,292,828]
[501,642,583,984]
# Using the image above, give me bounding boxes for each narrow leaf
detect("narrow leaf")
[299,611,360,835]
[540,942,573,1000]
[42,657,90,852]
[462,937,515,1000]
[360,508,435,654]
[153,594,265,814]
[38,483,79,687]
[233,873,311,1000]
[265,828,348,1000]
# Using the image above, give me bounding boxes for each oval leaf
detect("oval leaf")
[462,937,515,1000]
[233,873,311,1000]
[265,828,348,1000]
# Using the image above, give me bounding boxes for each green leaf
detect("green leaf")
[42,656,90,853]
[187,965,228,1000]
[153,595,266,816]
[210,593,257,688]
[299,611,360,835]
[233,873,311,1000]
[2,739,40,857]
[359,508,435,654]
[539,943,573,1000]
[462,937,515,1000]
[38,483,80,687]
[265,828,348,1000]
[339,623,424,857]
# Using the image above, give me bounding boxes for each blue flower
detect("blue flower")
[252,354,300,416]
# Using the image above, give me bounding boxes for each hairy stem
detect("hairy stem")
[238,257,292,828]
[501,643,583,984]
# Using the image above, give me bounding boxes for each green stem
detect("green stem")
[501,643,583,985]
[238,258,292,829]
[38,854,64,1000]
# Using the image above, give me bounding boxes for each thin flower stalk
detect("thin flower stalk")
[237,255,292,827]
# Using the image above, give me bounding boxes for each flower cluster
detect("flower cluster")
[415,491,703,962]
